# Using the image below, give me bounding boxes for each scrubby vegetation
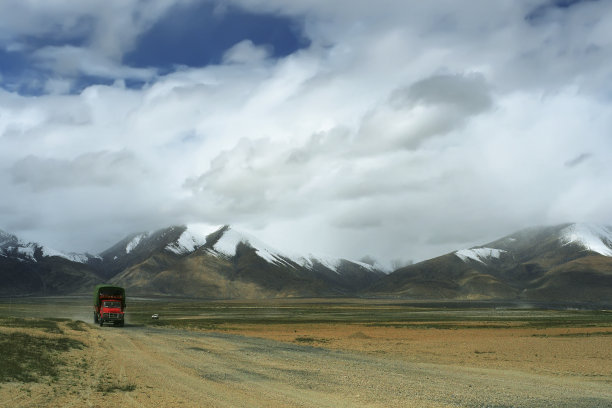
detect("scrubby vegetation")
[125,299,612,331]
[0,316,67,334]
[0,330,84,383]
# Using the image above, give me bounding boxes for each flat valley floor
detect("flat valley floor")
[1,298,611,407]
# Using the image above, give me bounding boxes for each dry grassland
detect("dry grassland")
[1,299,611,407]
[222,322,612,379]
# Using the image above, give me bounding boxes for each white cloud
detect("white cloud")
[10,150,145,191]
[223,40,271,64]
[32,46,157,83]
[1,1,612,264]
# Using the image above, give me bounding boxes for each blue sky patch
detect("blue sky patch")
[0,49,30,78]
[123,2,310,69]
[0,2,309,95]
[0,49,48,95]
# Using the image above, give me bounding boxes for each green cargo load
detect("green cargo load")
[93,284,125,308]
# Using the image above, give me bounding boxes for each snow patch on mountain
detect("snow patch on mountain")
[0,230,17,246]
[17,245,37,262]
[294,254,342,271]
[296,253,379,273]
[212,228,245,257]
[209,226,377,273]
[126,233,147,254]
[0,228,94,264]
[211,227,293,266]
[0,231,38,262]
[560,223,612,256]
[41,246,93,263]
[166,224,221,255]
[455,247,507,264]
[1,224,381,273]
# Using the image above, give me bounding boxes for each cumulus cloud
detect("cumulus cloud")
[355,74,493,153]
[222,40,272,64]
[186,73,493,217]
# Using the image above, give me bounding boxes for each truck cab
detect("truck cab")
[100,299,124,326]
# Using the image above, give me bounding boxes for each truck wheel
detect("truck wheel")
[94,313,98,323]
[118,321,124,327]
[99,319,104,327]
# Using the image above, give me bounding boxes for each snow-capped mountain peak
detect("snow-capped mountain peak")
[559,223,612,256]
[208,226,378,274]
[0,230,34,261]
[210,226,294,267]
[455,247,507,264]
[0,228,94,264]
[166,224,221,255]
[41,246,98,263]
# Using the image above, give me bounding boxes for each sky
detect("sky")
[1,0,612,269]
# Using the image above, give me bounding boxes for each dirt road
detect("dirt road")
[5,322,611,408]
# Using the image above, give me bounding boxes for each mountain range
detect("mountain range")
[0,224,384,298]
[370,223,612,303]
[1,222,611,304]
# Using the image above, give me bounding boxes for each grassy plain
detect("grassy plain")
[127,298,612,379]
[1,297,612,407]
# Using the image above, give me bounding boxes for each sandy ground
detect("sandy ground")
[1,321,612,407]
[226,323,612,380]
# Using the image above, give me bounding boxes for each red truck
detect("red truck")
[93,285,125,327]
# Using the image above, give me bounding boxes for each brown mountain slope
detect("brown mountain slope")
[0,255,101,296]
[524,255,612,303]
[110,231,385,298]
[367,252,519,300]
[368,224,612,304]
